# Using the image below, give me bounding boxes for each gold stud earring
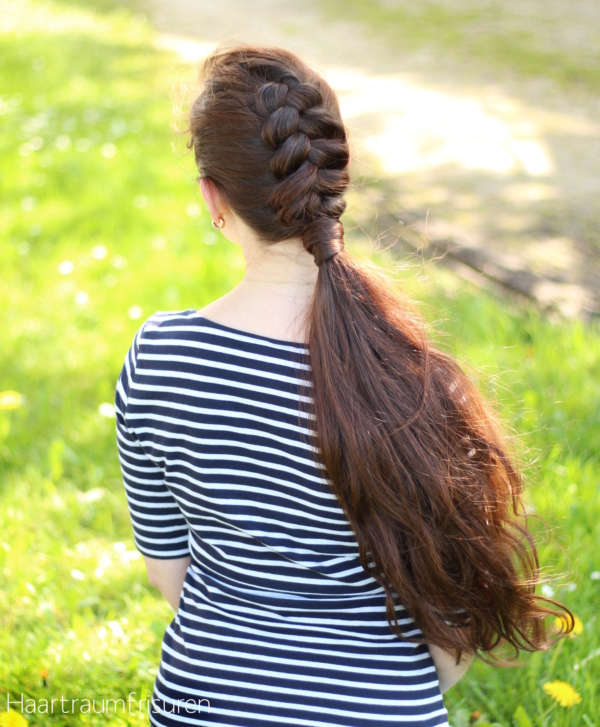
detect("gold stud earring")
[212,217,225,230]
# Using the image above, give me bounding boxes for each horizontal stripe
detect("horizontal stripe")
[175,620,431,664]
[155,319,310,353]
[153,671,447,722]
[143,336,312,372]
[136,367,313,404]
[131,382,317,420]
[127,395,316,436]
[159,639,441,703]
[139,352,311,387]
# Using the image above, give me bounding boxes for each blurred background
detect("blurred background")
[1,1,599,725]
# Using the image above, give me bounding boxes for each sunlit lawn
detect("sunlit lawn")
[1,2,599,726]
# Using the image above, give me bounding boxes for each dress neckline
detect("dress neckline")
[193,311,310,350]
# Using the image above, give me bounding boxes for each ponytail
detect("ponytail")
[188,44,574,659]
[306,248,572,656]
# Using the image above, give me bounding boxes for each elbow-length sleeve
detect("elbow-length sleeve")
[115,322,191,559]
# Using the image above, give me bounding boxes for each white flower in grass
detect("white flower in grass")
[107,620,124,638]
[128,305,143,320]
[101,142,117,158]
[71,569,85,580]
[91,244,108,260]
[98,402,115,418]
[77,487,105,503]
[541,585,554,598]
[0,391,24,410]
[58,260,74,275]
[55,135,71,151]
[113,542,126,553]
[37,601,54,615]
[591,571,600,581]
[121,550,140,563]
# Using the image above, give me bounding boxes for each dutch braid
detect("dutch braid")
[254,72,350,265]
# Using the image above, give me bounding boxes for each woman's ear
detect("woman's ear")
[198,177,240,245]
[199,177,225,225]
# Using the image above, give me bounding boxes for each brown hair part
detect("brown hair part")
[187,44,573,659]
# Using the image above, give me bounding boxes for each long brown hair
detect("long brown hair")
[187,45,573,658]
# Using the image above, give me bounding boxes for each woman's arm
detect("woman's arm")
[143,555,191,611]
[428,643,474,693]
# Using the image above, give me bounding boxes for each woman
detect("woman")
[115,46,572,726]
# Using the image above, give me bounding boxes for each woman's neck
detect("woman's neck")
[199,235,319,344]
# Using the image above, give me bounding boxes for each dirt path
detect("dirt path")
[141,0,600,318]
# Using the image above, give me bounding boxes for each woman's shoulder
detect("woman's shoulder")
[133,308,310,365]
[131,308,200,343]
[140,308,198,334]
[128,309,200,358]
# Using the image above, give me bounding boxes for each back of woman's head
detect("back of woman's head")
[188,45,573,660]
[189,46,348,265]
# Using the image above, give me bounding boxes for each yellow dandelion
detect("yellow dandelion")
[554,614,584,637]
[0,711,29,727]
[0,391,24,411]
[543,681,582,708]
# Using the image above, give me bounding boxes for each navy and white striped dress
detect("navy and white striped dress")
[115,309,448,727]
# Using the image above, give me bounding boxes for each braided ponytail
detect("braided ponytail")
[188,45,573,659]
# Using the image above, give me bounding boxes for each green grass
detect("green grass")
[323,0,600,92]
[1,2,599,726]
